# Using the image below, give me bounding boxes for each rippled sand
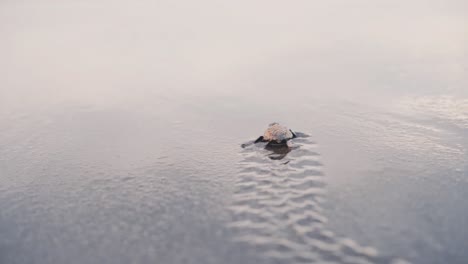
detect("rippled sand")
[230,136,408,264]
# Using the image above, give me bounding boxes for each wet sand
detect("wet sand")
[1,1,467,263]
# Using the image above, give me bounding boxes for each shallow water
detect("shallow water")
[1,1,467,264]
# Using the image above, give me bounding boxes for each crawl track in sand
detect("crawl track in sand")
[228,134,408,264]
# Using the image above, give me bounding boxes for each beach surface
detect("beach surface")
[1,1,467,263]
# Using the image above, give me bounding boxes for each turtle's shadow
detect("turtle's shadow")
[265,144,292,160]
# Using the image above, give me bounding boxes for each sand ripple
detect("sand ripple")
[229,136,409,264]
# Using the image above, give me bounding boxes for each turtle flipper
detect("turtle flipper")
[290,129,297,139]
[242,136,266,148]
[254,136,265,143]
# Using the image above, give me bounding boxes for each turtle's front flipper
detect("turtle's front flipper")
[241,142,252,148]
[290,129,297,139]
[292,131,310,138]
[254,136,265,143]
[242,136,263,148]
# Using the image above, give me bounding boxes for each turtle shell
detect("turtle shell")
[263,123,294,143]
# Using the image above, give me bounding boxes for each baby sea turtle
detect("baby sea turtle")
[254,122,297,147]
[241,123,298,161]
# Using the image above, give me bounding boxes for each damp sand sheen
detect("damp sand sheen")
[229,134,409,264]
[1,0,467,263]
